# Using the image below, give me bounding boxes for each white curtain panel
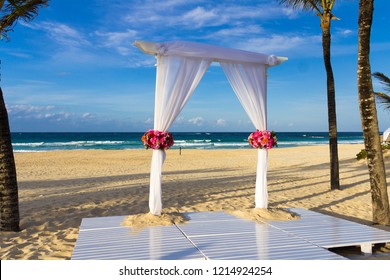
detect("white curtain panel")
[220,62,269,208]
[149,55,211,215]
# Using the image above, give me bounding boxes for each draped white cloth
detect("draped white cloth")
[149,55,211,215]
[220,63,269,208]
[134,40,285,66]
[134,40,287,215]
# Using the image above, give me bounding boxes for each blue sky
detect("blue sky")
[1,0,389,132]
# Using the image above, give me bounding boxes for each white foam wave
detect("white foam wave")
[214,142,248,147]
[176,142,213,147]
[14,150,44,153]
[193,139,212,143]
[14,140,128,147]
[13,142,44,147]
[338,140,364,144]
[278,140,363,146]
[175,139,212,143]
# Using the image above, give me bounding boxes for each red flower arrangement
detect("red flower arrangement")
[248,130,277,149]
[141,129,174,150]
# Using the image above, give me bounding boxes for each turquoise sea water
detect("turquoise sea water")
[10,132,365,152]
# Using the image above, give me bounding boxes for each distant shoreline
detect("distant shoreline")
[10,131,365,152]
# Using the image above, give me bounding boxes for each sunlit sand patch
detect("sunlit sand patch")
[121,211,188,229]
[228,208,301,222]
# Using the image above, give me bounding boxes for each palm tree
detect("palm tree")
[0,0,48,232]
[372,72,390,110]
[357,0,390,225]
[0,87,20,231]
[276,0,340,190]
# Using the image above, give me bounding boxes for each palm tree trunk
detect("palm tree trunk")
[0,86,20,231]
[321,13,340,190]
[357,0,390,225]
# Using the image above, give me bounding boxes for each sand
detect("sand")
[121,212,189,228]
[1,144,390,260]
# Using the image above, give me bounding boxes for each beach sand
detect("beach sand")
[1,144,390,260]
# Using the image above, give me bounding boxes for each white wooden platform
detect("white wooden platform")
[71,215,205,260]
[263,208,390,255]
[175,212,344,260]
[71,209,390,260]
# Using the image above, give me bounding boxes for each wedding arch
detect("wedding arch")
[134,40,287,215]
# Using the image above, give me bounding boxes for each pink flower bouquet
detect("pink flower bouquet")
[141,129,174,150]
[248,130,277,149]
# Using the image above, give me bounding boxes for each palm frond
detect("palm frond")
[374,92,390,110]
[0,0,49,40]
[276,0,322,12]
[372,72,390,93]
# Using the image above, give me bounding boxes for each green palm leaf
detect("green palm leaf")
[373,72,390,93]
[277,0,320,10]
[375,92,390,110]
[372,72,390,110]
[0,0,49,40]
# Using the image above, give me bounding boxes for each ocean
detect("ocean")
[10,132,365,152]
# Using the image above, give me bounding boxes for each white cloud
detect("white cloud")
[21,21,143,66]
[6,104,94,123]
[82,113,93,119]
[122,1,299,31]
[15,2,329,68]
[155,0,203,9]
[188,116,204,126]
[211,25,264,38]
[96,29,137,45]
[19,21,109,66]
[182,7,219,27]
[5,51,33,59]
[21,21,140,66]
[23,21,90,48]
[336,28,354,37]
[174,116,185,124]
[236,34,322,56]
[112,1,328,60]
[95,29,138,55]
[7,104,54,114]
[144,117,153,124]
[216,118,226,126]
[281,7,300,19]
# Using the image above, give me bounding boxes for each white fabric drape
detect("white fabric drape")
[134,40,286,66]
[220,62,269,208]
[134,40,287,214]
[149,55,211,215]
